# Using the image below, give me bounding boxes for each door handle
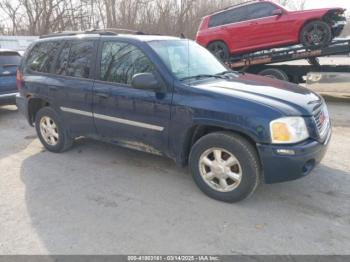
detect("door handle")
[96,92,109,99]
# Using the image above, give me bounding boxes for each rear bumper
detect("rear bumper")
[0,92,18,105]
[257,129,331,184]
[15,94,30,123]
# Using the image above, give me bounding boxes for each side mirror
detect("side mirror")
[272,9,283,16]
[131,73,161,91]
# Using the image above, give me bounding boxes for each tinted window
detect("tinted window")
[26,42,60,73]
[209,12,226,27]
[0,53,21,66]
[247,3,277,20]
[100,42,154,85]
[208,6,248,27]
[55,41,94,78]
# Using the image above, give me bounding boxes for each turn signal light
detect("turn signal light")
[16,70,23,90]
[271,122,290,142]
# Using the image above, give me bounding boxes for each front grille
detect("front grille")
[313,104,330,140]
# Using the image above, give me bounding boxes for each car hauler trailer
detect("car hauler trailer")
[226,38,350,85]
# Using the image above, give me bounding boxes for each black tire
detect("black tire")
[35,107,73,153]
[189,132,261,203]
[307,57,320,67]
[259,68,289,81]
[207,41,230,61]
[300,21,332,47]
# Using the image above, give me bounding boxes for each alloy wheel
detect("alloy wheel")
[198,147,242,192]
[40,116,59,146]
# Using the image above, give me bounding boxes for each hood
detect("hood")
[192,73,322,116]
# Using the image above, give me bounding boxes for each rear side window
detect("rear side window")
[208,6,249,27]
[247,3,277,20]
[0,53,21,66]
[55,41,94,78]
[100,41,154,85]
[26,42,60,73]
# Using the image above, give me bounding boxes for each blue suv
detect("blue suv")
[0,49,21,105]
[16,31,331,202]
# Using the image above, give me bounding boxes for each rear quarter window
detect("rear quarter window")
[25,41,61,73]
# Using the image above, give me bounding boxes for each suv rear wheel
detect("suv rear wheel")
[300,21,332,47]
[189,132,261,202]
[35,107,73,153]
[207,41,230,61]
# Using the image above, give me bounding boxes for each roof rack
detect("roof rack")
[39,28,145,39]
[90,28,145,35]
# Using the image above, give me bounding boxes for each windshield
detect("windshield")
[0,53,21,66]
[148,40,228,81]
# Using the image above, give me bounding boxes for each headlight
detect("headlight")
[270,117,309,144]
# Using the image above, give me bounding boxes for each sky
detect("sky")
[305,0,350,12]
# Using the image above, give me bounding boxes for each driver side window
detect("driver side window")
[247,3,278,20]
[100,41,154,85]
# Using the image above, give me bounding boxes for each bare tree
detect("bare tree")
[0,0,22,35]
[273,0,306,10]
[0,0,248,37]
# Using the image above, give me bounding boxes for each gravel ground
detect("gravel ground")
[0,102,349,255]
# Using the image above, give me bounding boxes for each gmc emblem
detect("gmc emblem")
[319,111,326,125]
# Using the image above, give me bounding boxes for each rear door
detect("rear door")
[219,6,251,52]
[51,40,97,137]
[0,51,21,94]
[92,40,172,154]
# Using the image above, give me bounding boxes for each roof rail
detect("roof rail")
[39,28,145,39]
[39,31,104,39]
[89,28,145,35]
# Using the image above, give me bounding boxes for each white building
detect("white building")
[0,36,38,51]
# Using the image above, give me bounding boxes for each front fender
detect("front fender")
[192,117,262,143]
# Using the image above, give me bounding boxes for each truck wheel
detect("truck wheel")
[35,107,73,153]
[300,21,332,47]
[207,41,230,61]
[259,68,289,81]
[189,132,261,203]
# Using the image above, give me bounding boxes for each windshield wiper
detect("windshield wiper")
[216,70,239,77]
[180,74,226,81]
[216,70,233,75]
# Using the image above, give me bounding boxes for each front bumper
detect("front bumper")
[257,129,331,184]
[0,92,18,105]
[332,21,347,37]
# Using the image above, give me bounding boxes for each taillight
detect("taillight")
[16,70,22,90]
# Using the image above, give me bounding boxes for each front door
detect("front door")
[246,2,291,48]
[92,40,172,154]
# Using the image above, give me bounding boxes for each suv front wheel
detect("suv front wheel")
[189,132,261,202]
[35,107,73,153]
